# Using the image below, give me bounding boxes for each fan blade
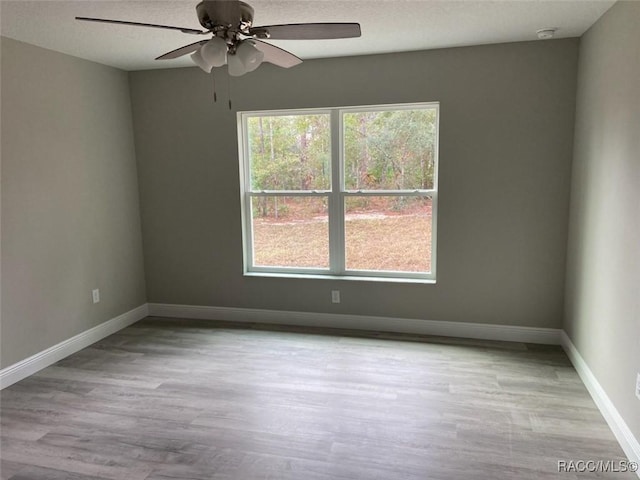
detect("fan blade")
[156,40,209,60]
[250,23,361,40]
[251,40,302,69]
[75,17,207,35]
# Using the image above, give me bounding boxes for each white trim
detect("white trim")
[0,304,148,390]
[147,303,560,345]
[561,331,640,472]
[243,271,437,284]
[330,108,344,275]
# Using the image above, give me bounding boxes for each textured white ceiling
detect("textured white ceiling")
[0,0,615,71]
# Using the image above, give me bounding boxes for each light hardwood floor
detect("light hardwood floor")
[0,317,635,479]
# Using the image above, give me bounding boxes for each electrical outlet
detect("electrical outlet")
[636,373,640,400]
[331,290,340,304]
[92,289,100,304]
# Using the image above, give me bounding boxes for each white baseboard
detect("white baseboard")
[0,304,148,389]
[147,303,561,345]
[561,331,640,471]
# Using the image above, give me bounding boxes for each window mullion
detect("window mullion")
[328,109,345,274]
[342,190,436,197]
[248,191,330,197]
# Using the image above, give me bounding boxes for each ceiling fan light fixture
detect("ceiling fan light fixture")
[227,51,247,76]
[229,41,265,76]
[201,36,228,67]
[190,48,213,72]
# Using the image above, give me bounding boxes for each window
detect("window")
[238,102,439,281]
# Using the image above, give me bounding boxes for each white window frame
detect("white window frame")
[237,102,439,282]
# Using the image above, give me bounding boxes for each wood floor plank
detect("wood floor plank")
[0,317,634,479]
[7,465,112,480]
[0,460,26,480]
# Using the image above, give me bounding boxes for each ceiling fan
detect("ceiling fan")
[76,0,361,76]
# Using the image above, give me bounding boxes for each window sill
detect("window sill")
[243,271,436,285]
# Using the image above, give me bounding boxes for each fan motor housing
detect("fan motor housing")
[196,1,254,30]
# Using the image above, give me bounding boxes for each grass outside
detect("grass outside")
[254,220,330,268]
[252,197,432,272]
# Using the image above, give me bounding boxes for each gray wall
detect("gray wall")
[1,38,147,368]
[130,39,578,328]
[565,1,640,442]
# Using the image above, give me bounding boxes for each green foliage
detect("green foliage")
[343,109,436,190]
[247,114,330,191]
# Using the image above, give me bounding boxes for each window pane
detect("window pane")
[343,109,437,190]
[251,196,329,269]
[247,115,330,191]
[345,196,432,272]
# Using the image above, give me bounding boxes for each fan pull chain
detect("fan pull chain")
[212,70,217,103]
[227,73,232,110]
